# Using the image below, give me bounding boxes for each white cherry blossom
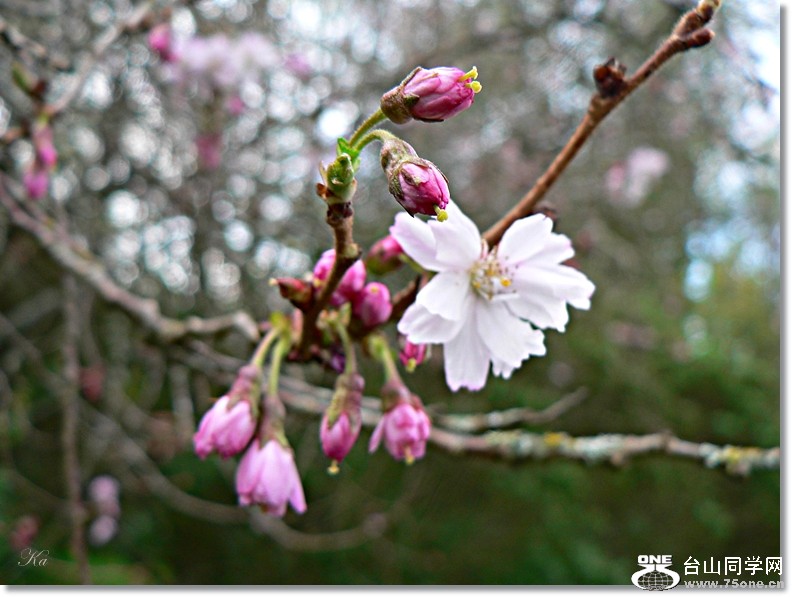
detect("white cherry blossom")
[391,201,595,391]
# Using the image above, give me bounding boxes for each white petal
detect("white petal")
[390,213,446,271]
[475,301,546,370]
[442,310,490,392]
[491,357,517,379]
[514,264,595,311]
[398,303,465,344]
[507,292,570,331]
[427,200,481,269]
[497,214,554,266]
[416,271,471,320]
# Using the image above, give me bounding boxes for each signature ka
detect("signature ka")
[18,548,49,567]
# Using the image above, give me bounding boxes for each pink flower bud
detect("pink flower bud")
[148,23,178,63]
[23,167,49,200]
[320,372,364,470]
[226,95,246,116]
[235,439,307,516]
[397,161,450,218]
[312,249,367,307]
[380,139,451,220]
[399,341,427,372]
[353,282,393,329]
[193,395,257,459]
[369,391,431,464]
[270,276,313,310]
[381,66,482,124]
[32,124,57,169]
[320,411,360,464]
[196,132,223,170]
[365,235,404,275]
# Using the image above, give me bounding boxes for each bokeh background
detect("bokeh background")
[0,0,780,585]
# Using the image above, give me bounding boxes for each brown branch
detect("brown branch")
[432,387,588,432]
[0,181,260,343]
[44,0,158,117]
[296,199,361,358]
[482,0,719,246]
[60,275,91,584]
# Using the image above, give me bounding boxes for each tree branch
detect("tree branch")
[43,0,159,117]
[0,181,260,343]
[482,0,719,246]
[60,275,91,584]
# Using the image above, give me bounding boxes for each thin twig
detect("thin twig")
[60,275,91,584]
[44,0,158,117]
[0,181,260,343]
[482,1,718,246]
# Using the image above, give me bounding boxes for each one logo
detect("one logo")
[631,555,680,591]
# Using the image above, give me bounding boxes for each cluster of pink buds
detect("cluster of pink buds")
[193,360,307,517]
[24,120,57,200]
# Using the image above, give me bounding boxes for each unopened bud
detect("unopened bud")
[366,235,404,275]
[353,282,393,329]
[381,139,450,219]
[381,66,481,124]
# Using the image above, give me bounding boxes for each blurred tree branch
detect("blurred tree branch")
[483,0,719,246]
[0,178,260,343]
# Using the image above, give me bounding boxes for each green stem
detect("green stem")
[348,108,386,148]
[267,336,290,398]
[250,328,280,370]
[355,128,398,152]
[369,334,401,382]
[330,318,357,374]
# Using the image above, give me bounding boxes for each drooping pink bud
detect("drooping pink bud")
[320,372,364,471]
[369,381,431,464]
[381,66,482,124]
[32,124,57,169]
[380,139,450,220]
[235,439,307,516]
[312,249,367,307]
[365,235,404,275]
[399,341,427,372]
[148,23,178,63]
[23,167,49,200]
[193,395,257,459]
[353,282,393,329]
[320,412,359,466]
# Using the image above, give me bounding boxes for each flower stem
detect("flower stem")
[355,128,398,152]
[368,334,400,382]
[250,328,281,370]
[348,108,386,148]
[330,317,357,374]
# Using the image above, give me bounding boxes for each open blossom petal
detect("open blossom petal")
[475,301,545,371]
[398,302,466,344]
[394,200,595,391]
[415,271,471,319]
[442,306,490,391]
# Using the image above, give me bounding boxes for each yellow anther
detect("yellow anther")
[404,447,415,466]
[459,66,478,81]
[406,358,417,373]
[327,460,340,475]
[434,206,448,222]
[467,81,482,93]
[500,277,511,287]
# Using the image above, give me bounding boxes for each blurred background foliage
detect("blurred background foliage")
[0,0,779,585]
